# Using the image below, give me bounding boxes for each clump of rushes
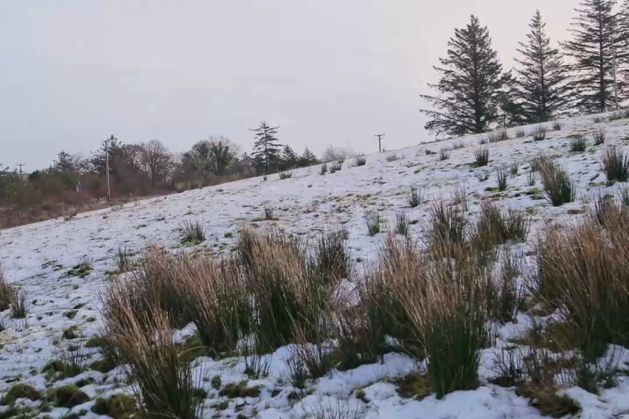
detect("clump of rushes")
[237,229,339,352]
[593,128,606,145]
[103,283,202,418]
[438,148,450,160]
[179,221,205,246]
[365,212,381,236]
[474,149,489,167]
[602,147,629,184]
[407,186,422,208]
[397,244,488,398]
[428,203,466,252]
[539,160,575,206]
[532,126,547,141]
[310,230,350,282]
[0,267,16,312]
[395,212,409,236]
[570,137,586,152]
[496,167,508,191]
[471,202,530,257]
[534,217,629,360]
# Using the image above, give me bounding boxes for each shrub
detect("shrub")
[594,128,606,145]
[533,126,547,141]
[534,219,629,360]
[539,161,575,206]
[570,137,587,152]
[438,148,450,161]
[179,221,205,246]
[602,147,629,184]
[496,167,508,191]
[488,129,509,143]
[279,171,293,179]
[407,186,422,208]
[474,149,489,167]
[395,212,409,236]
[355,156,367,166]
[365,212,381,236]
[552,121,562,131]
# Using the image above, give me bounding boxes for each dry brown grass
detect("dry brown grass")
[534,216,629,360]
[0,267,16,312]
[103,279,201,418]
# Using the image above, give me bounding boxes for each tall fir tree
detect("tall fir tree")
[420,15,509,135]
[514,11,572,122]
[620,0,629,94]
[563,0,624,112]
[250,122,282,174]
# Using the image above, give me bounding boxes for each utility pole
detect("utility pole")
[17,163,24,175]
[105,136,112,203]
[375,133,385,153]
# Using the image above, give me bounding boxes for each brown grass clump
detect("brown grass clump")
[534,217,629,360]
[103,280,202,418]
[0,267,16,312]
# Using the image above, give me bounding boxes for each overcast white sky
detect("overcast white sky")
[0,0,583,170]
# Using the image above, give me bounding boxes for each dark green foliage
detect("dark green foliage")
[365,212,381,236]
[602,147,629,184]
[539,161,575,205]
[570,137,587,152]
[2,384,41,405]
[49,385,90,408]
[91,394,137,418]
[563,0,624,112]
[420,15,509,135]
[250,122,282,174]
[474,149,489,167]
[179,221,205,246]
[514,11,571,122]
[424,305,485,398]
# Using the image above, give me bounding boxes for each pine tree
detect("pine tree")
[515,11,572,122]
[563,0,624,112]
[619,0,629,93]
[420,15,509,135]
[280,145,298,170]
[299,148,319,166]
[250,122,282,174]
[53,151,78,173]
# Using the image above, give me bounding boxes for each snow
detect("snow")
[1,111,629,417]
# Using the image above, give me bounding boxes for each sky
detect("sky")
[0,0,584,171]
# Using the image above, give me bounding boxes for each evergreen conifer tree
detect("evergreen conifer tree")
[563,0,624,112]
[420,15,509,135]
[515,11,572,122]
[250,122,282,174]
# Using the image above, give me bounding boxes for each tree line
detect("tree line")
[421,0,629,135]
[0,122,320,227]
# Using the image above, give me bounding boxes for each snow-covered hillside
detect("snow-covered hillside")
[1,112,629,418]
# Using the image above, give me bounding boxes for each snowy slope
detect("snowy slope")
[1,112,629,418]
